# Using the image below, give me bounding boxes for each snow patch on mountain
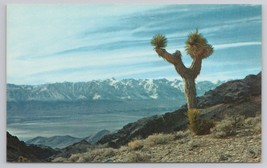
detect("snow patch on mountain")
[93,93,101,100]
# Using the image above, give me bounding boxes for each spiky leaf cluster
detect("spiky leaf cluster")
[151,34,167,49]
[185,29,213,59]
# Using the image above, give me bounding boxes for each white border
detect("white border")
[0,0,266,168]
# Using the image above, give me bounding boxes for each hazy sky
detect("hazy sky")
[7,4,262,84]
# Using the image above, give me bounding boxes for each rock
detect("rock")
[219,154,231,161]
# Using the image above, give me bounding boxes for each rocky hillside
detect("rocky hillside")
[7,132,58,162]
[97,72,261,148]
[7,79,222,102]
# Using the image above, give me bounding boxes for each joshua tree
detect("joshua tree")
[151,29,213,110]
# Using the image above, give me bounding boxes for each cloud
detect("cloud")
[214,42,261,50]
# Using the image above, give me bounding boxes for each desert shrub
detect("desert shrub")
[188,139,201,151]
[52,156,68,163]
[254,122,261,134]
[174,130,190,140]
[89,148,116,162]
[211,118,237,138]
[119,145,130,152]
[231,115,245,128]
[212,115,261,138]
[67,148,116,162]
[128,139,144,150]
[144,133,175,147]
[126,151,151,162]
[244,117,257,126]
[68,153,81,162]
[17,156,30,162]
[244,115,261,134]
[187,109,214,135]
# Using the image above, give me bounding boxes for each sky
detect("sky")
[7,4,262,85]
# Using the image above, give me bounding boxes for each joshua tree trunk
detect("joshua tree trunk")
[183,77,197,109]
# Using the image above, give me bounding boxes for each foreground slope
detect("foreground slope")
[54,118,261,162]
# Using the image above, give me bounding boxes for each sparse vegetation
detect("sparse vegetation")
[144,133,175,147]
[52,156,67,163]
[188,139,200,150]
[254,122,261,134]
[56,147,117,163]
[187,109,214,135]
[231,115,245,128]
[211,114,262,139]
[128,139,144,150]
[244,115,261,134]
[174,130,190,140]
[211,118,237,138]
[17,156,30,162]
[126,151,151,162]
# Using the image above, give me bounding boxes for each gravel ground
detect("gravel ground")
[111,129,261,163]
[150,134,261,162]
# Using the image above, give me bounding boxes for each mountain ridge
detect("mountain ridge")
[7,78,223,102]
[26,130,111,149]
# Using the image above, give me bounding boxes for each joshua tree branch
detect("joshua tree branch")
[155,48,179,64]
[155,48,189,78]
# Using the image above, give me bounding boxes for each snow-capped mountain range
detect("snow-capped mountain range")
[7,79,223,102]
